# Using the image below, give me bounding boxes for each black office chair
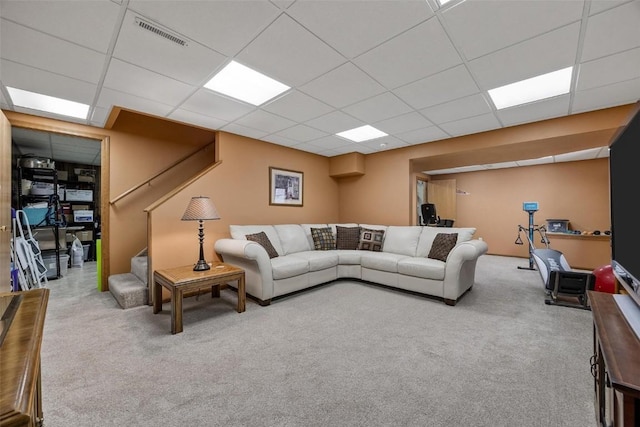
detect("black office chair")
[420,203,439,226]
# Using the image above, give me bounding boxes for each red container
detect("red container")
[592,264,616,293]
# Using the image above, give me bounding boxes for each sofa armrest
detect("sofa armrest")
[214,239,275,301]
[443,239,488,301]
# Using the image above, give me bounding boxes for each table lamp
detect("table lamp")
[181,196,220,271]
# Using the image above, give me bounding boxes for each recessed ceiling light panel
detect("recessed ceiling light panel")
[7,87,89,119]
[336,125,388,142]
[488,66,573,110]
[204,60,290,106]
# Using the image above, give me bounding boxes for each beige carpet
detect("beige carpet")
[40,255,596,427]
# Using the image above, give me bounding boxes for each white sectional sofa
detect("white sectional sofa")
[214,224,488,306]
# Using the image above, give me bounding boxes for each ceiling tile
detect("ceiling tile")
[96,87,174,118]
[233,110,297,134]
[304,110,365,134]
[497,95,570,127]
[1,60,97,105]
[577,47,640,91]
[287,0,433,59]
[0,20,106,84]
[220,123,269,141]
[304,135,354,151]
[299,63,385,109]
[468,22,580,91]
[112,10,228,86]
[236,14,346,86]
[0,0,121,53]
[394,65,479,110]
[128,0,280,56]
[441,0,583,60]
[357,135,408,152]
[373,112,433,135]
[420,93,492,125]
[572,77,640,113]
[180,89,255,122]
[290,141,326,154]
[342,92,413,123]
[581,1,640,62]
[589,0,628,15]
[396,126,450,145]
[262,134,300,148]
[168,109,229,131]
[438,112,502,137]
[272,124,328,143]
[102,59,195,105]
[90,106,111,127]
[262,90,334,122]
[354,17,462,88]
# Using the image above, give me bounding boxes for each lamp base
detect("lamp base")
[193,259,210,271]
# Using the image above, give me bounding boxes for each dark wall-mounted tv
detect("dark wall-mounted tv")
[609,100,640,308]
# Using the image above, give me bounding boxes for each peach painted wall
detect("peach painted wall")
[444,158,611,269]
[148,131,340,276]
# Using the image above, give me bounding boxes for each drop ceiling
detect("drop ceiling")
[1,0,639,171]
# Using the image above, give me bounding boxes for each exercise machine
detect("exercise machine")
[514,202,593,309]
[514,201,549,270]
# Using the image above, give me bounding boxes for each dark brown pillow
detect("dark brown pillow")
[358,228,385,251]
[311,227,336,250]
[336,226,360,250]
[246,232,279,259]
[427,233,458,261]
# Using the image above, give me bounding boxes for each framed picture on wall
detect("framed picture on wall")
[269,167,303,207]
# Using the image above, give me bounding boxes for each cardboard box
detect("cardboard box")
[71,204,90,210]
[57,170,68,181]
[34,227,66,250]
[66,189,93,201]
[78,175,95,183]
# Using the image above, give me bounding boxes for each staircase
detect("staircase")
[109,249,148,309]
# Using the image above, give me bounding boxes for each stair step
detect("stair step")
[131,255,148,285]
[109,272,148,309]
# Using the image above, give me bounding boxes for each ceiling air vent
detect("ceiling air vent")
[135,17,188,47]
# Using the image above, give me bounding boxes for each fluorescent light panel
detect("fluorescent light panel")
[204,61,290,106]
[336,125,388,142]
[7,87,89,119]
[488,66,573,110]
[438,0,454,5]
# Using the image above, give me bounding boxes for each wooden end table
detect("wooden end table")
[153,262,245,334]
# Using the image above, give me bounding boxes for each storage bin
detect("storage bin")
[22,207,50,227]
[73,210,93,222]
[43,253,69,279]
[83,244,90,261]
[546,219,570,233]
[34,227,66,250]
[66,189,93,201]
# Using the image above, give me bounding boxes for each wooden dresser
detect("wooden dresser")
[0,289,49,427]
[590,291,640,426]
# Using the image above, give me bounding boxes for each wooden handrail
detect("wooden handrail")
[109,141,215,204]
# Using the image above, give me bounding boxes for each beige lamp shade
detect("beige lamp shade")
[181,196,220,221]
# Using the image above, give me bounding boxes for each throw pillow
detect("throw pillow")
[427,233,458,262]
[358,228,385,252]
[311,227,335,250]
[245,232,279,259]
[336,226,361,250]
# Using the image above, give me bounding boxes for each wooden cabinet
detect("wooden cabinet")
[590,291,640,426]
[0,288,49,427]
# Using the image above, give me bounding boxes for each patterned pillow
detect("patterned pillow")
[358,228,385,252]
[311,227,335,250]
[336,226,361,250]
[245,232,279,259]
[427,233,458,261]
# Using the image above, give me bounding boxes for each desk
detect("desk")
[153,262,245,334]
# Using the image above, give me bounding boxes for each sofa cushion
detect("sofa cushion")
[310,227,335,250]
[336,226,361,250]
[230,225,283,255]
[275,224,311,255]
[246,232,279,259]
[383,226,422,256]
[416,226,475,257]
[271,255,309,280]
[358,228,385,251]
[290,251,338,271]
[360,252,408,273]
[301,224,329,249]
[427,233,458,261]
[398,257,445,280]
[335,250,362,265]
